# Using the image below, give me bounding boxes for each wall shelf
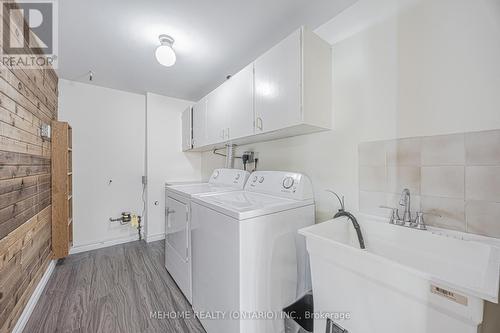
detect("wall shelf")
[52,121,73,258]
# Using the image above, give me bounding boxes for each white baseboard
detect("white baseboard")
[69,234,139,254]
[12,259,56,333]
[145,233,165,243]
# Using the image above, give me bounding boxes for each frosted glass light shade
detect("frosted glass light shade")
[155,44,176,67]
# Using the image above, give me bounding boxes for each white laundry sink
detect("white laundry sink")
[299,215,500,333]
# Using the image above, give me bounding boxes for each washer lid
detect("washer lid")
[166,183,240,198]
[192,191,314,220]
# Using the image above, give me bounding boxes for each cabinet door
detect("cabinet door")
[206,83,230,145]
[181,107,192,151]
[227,63,254,140]
[254,29,302,134]
[192,97,207,148]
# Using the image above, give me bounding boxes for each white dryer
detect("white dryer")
[165,168,250,304]
[190,171,315,333]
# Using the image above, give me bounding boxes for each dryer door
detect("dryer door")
[166,196,189,262]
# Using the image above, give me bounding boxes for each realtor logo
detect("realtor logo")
[1,0,58,68]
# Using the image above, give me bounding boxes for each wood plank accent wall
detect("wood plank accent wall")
[0,1,58,331]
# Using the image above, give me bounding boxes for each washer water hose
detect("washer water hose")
[212,145,258,171]
[110,212,143,241]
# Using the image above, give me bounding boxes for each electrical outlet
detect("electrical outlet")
[40,123,51,140]
[242,151,255,163]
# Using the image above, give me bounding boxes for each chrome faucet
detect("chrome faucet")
[399,188,412,226]
[380,188,442,231]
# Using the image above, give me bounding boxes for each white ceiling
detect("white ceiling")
[58,0,356,101]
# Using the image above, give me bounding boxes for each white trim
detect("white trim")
[69,235,139,254]
[12,260,56,333]
[145,232,165,243]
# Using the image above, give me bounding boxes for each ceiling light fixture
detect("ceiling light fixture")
[155,34,176,67]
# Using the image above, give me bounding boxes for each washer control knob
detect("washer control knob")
[282,177,294,189]
[235,173,241,180]
[213,170,220,179]
[259,177,265,183]
[253,176,258,182]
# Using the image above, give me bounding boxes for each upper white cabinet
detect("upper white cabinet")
[187,27,331,151]
[181,107,192,151]
[254,27,332,136]
[206,83,230,144]
[192,97,207,149]
[206,63,254,144]
[254,29,301,133]
[226,64,254,140]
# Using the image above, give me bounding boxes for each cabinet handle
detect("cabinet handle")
[256,117,263,131]
[166,208,175,230]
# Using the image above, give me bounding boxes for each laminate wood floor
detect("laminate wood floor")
[23,241,206,333]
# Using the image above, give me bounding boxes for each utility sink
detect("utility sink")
[299,214,500,333]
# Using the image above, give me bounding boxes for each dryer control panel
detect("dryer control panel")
[245,171,313,200]
[208,168,250,188]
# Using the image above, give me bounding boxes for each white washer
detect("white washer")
[191,171,315,333]
[165,168,250,304]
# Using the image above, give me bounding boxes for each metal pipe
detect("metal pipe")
[225,144,236,168]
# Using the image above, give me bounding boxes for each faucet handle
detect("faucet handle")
[414,211,442,230]
[414,212,427,230]
[379,205,400,224]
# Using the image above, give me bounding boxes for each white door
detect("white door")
[227,63,254,140]
[181,107,192,151]
[254,29,302,134]
[192,97,207,148]
[206,83,230,144]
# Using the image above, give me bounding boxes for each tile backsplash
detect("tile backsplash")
[359,129,500,238]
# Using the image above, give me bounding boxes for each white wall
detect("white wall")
[58,83,202,248]
[202,0,500,222]
[145,93,201,241]
[58,80,146,249]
